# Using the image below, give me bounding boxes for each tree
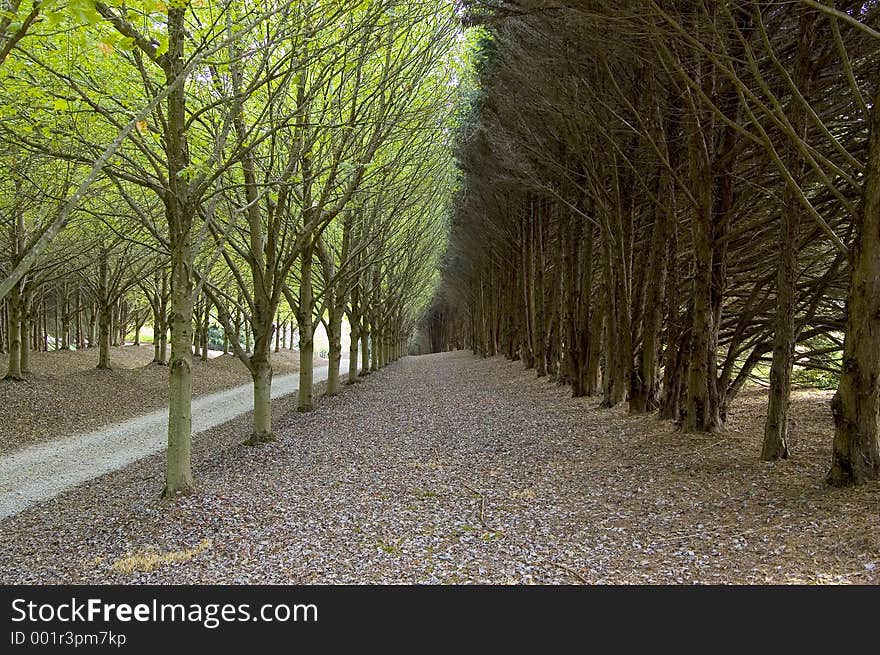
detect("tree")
[439,0,879,485]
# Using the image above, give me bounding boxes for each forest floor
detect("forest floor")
[0,344,321,455]
[1,351,879,584]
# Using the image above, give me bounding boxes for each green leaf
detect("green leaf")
[155,35,169,57]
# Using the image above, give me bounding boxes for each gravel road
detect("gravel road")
[0,366,330,519]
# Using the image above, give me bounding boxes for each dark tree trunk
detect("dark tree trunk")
[762,8,816,461]
[828,83,880,486]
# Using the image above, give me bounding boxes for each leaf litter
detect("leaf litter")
[0,351,878,585]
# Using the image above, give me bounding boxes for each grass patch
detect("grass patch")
[377,538,402,555]
[110,539,213,574]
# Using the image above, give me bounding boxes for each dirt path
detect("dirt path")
[0,366,330,519]
[1,352,878,584]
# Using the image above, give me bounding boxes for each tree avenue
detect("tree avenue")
[430,1,880,486]
[1,0,462,497]
[3,0,880,509]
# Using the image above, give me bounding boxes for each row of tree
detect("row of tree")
[1,0,463,496]
[435,0,880,485]
[0,253,314,376]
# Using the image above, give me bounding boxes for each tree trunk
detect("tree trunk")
[200,301,209,362]
[630,214,668,413]
[297,319,314,412]
[762,8,816,461]
[247,353,274,445]
[61,285,71,350]
[19,296,30,374]
[153,318,162,362]
[251,362,274,443]
[0,301,5,355]
[52,297,59,351]
[520,210,535,369]
[75,288,84,349]
[96,250,111,369]
[87,304,96,348]
[348,322,360,384]
[326,307,343,395]
[828,83,880,486]
[152,300,167,364]
[297,246,315,412]
[4,286,23,380]
[682,104,720,433]
[97,307,111,370]
[530,200,547,377]
[133,313,144,346]
[658,232,683,420]
[585,288,603,396]
[761,200,799,459]
[40,297,48,352]
[161,6,196,499]
[600,222,623,407]
[360,331,370,376]
[370,319,379,372]
[118,300,129,346]
[110,304,118,347]
[164,252,195,497]
[159,326,168,363]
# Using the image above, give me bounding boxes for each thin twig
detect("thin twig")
[463,483,499,533]
[539,557,589,585]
